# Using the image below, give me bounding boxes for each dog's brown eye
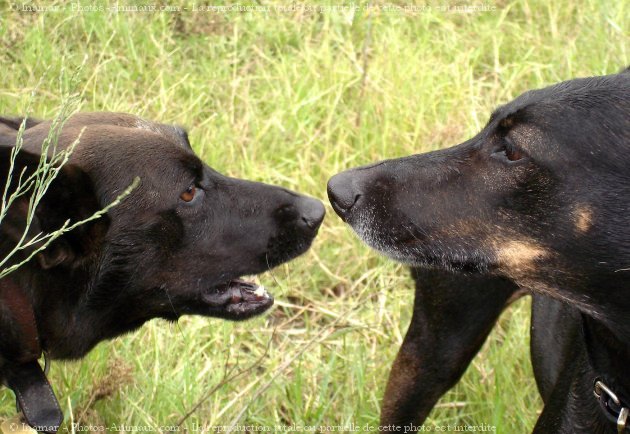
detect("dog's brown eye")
[494,138,526,163]
[505,145,525,161]
[180,185,197,202]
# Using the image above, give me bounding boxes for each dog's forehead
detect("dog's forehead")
[488,86,555,125]
[131,117,191,149]
[489,74,626,126]
[64,112,192,150]
[56,114,200,175]
[49,119,203,205]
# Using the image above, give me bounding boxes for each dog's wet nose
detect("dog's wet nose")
[297,197,326,231]
[327,171,360,218]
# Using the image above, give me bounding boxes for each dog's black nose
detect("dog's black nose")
[327,171,360,218]
[297,197,326,231]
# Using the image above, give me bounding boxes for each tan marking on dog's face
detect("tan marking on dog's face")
[573,204,593,233]
[436,220,486,239]
[491,240,597,315]
[494,240,549,275]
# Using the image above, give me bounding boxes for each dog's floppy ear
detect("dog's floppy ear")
[0,146,108,269]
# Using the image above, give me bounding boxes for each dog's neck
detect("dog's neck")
[28,266,158,360]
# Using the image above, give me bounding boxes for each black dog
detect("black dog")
[328,69,630,433]
[0,112,325,430]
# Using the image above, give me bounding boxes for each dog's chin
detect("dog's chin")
[201,277,275,321]
[354,228,491,273]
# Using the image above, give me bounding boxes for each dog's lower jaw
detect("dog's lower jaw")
[36,278,277,360]
[354,231,493,273]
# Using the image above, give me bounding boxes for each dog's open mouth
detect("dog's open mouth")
[202,276,274,320]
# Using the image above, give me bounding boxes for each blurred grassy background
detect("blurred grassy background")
[0,0,627,432]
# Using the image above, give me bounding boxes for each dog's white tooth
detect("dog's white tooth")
[254,285,266,297]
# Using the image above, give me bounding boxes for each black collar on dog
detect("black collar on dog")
[594,379,629,433]
[0,277,63,433]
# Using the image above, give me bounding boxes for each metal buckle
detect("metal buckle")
[594,380,629,433]
[619,407,629,434]
[595,380,621,406]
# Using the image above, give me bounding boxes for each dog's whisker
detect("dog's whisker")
[161,285,186,341]
[265,252,283,291]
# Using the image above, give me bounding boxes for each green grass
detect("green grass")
[0,0,628,432]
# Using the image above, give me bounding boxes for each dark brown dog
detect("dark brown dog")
[0,113,325,430]
[329,69,630,433]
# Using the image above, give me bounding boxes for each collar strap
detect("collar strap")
[0,277,41,362]
[0,278,63,432]
[6,362,63,433]
[594,379,630,433]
